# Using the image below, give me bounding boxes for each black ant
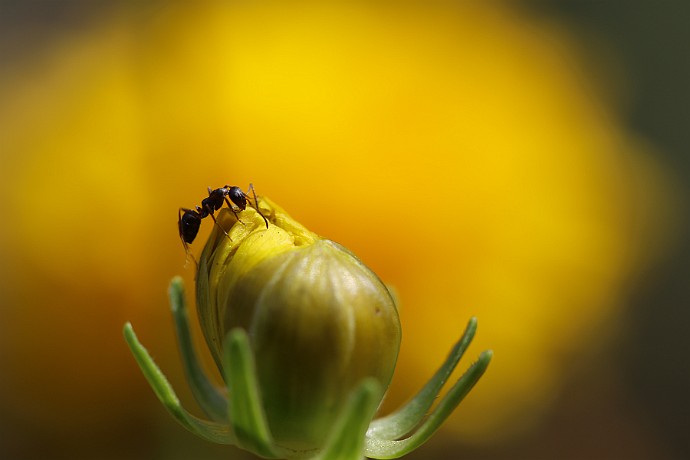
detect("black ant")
[178,184,269,256]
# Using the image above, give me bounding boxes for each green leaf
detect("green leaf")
[365,350,493,459]
[314,378,383,460]
[367,317,478,440]
[122,323,235,445]
[223,328,280,459]
[169,277,228,422]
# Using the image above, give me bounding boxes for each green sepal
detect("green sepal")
[122,323,236,445]
[169,276,228,422]
[367,317,477,440]
[314,378,383,460]
[223,328,281,459]
[364,350,493,459]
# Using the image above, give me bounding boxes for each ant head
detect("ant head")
[228,186,247,210]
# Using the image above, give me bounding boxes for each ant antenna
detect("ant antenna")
[248,183,269,228]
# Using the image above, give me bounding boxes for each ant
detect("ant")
[178,184,269,256]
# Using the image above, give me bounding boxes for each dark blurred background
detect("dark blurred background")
[526,2,690,459]
[1,1,688,459]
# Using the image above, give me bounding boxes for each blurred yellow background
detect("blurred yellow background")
[0,1,687,459]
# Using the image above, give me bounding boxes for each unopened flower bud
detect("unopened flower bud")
[125,195,490,460]
[196,198,402,452]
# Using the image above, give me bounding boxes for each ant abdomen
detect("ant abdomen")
[178,207,202,246]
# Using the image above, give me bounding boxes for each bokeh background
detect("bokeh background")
[1,1,688,459]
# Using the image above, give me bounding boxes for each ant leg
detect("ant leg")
[199,201,232,237]
[208,212,231,238]
[183,252,199,270]
[247,183,269,228]
[222,196,247,226]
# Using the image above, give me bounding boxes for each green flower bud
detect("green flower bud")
[124,194,491,460]
[196,199,401,452]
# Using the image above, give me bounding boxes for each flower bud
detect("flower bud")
[196,198,401,452]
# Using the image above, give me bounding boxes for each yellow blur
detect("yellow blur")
[0,1,674,457]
